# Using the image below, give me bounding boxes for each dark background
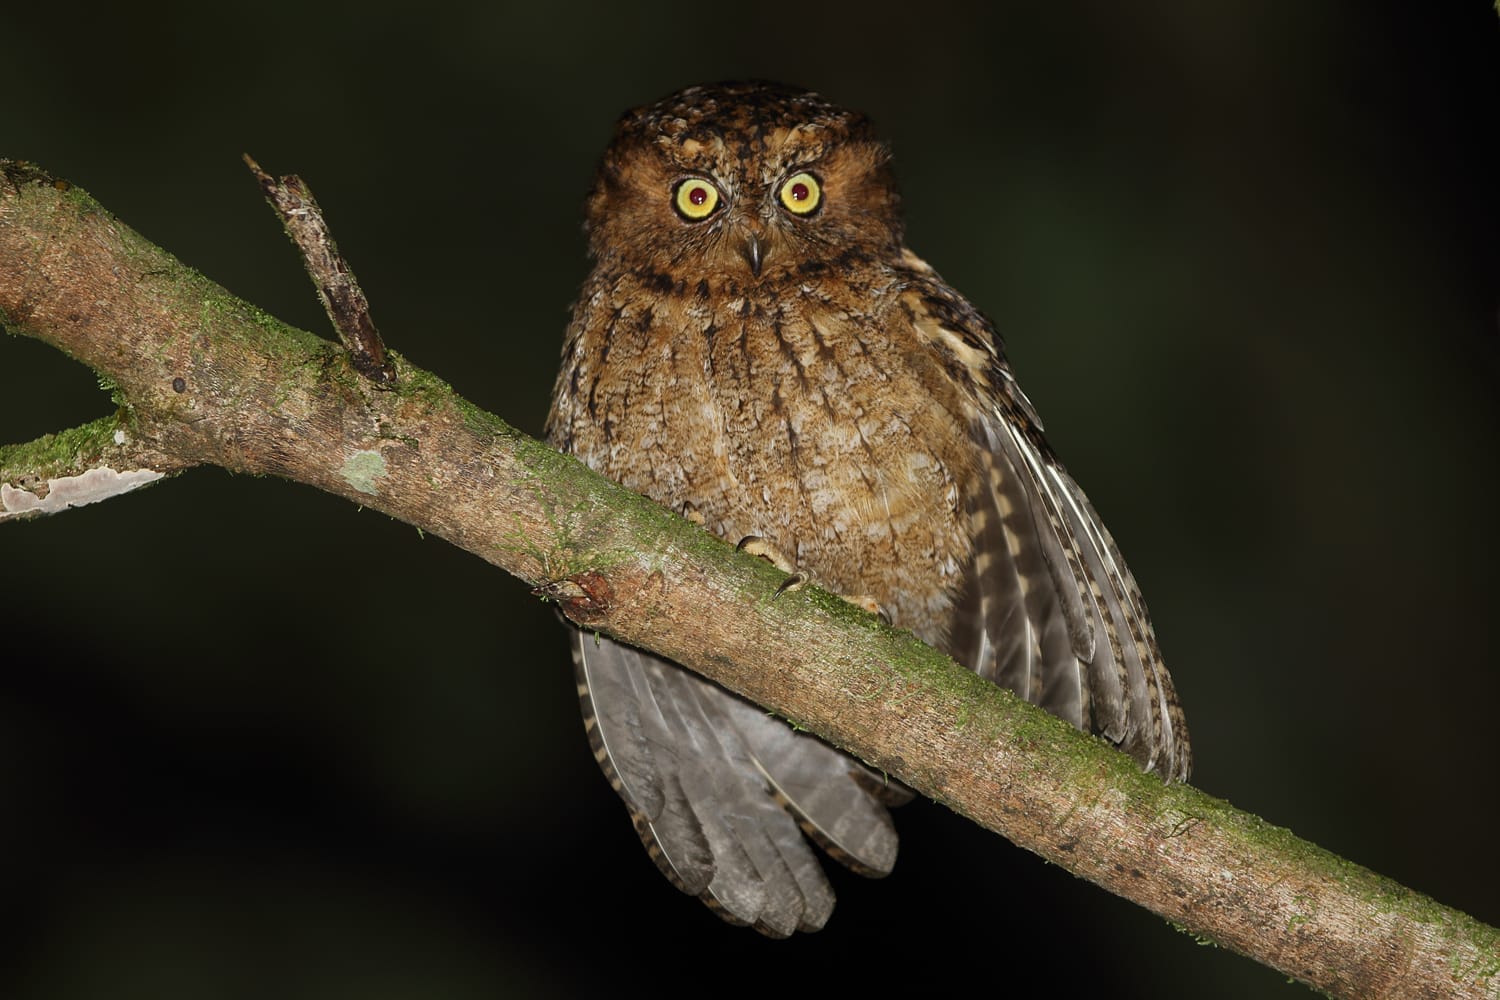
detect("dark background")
[4,2,1497,996]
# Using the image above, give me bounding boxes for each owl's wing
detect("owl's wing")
[903,278,1190,782]
[965,399,1190,780]
[569,629,901,936]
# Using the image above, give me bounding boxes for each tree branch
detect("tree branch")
[1,161,1494,999]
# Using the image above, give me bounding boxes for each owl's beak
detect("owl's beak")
[739,231,765,277]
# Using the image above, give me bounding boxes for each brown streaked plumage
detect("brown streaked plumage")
[546,81,1190,936]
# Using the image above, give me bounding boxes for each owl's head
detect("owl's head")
[584,82,903,283]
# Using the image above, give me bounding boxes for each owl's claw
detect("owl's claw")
[736,534,806,597]
[849,595,893,625]
[774,573,810,598]
[737,535,888,620]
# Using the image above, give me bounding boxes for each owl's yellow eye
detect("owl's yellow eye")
[673,178,721,221]
[778,171,822,215]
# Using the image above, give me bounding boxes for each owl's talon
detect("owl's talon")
[737,535,810,599]
[847,596,892,625]
[773,573,809,598]
[737,536,886,616]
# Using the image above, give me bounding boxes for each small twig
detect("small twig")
[242,154,396,385]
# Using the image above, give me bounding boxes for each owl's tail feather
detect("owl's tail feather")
[724,691,901,877]
[572,631,899,936]
[574,633,714,892]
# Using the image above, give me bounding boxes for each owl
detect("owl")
[546,81,1189,936]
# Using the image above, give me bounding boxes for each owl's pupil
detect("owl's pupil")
[689,186,708,206]
[790,182,810,201]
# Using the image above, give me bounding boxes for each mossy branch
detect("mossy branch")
[1,161,1494,999]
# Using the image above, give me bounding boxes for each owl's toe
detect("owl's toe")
[736,534,796,573]
[845,595,892,624]
[736,535,808,597]
[736,536,888,620]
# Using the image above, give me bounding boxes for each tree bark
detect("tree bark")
[2,161,1495,999]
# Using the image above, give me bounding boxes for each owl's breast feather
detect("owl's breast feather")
[550,275,980,642]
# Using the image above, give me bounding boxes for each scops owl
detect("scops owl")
[546,81,1190,936]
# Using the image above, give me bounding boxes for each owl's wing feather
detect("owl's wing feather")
[951,428,1088,730]
[988,411,1132,741]
[966,394,1191,780]
[901,276,1190,781]
[1041,452,1190,777]
[572,630,899,935]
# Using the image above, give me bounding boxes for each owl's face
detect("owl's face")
[583,82,904,284]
